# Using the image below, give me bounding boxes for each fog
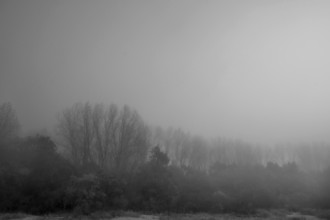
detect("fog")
[1,0,330,144]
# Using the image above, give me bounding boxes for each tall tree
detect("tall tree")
[57,103,92,167]
[114,105,149,173]
[57,102,149,173]
[188,135,209,170]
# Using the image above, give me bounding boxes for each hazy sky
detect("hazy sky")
[1,0,330,144]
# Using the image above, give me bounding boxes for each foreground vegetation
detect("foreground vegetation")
[1,102,330,216]
[1,134,330,215]
[0,209,329,220]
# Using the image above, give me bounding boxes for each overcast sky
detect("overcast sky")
[1,0,330,144]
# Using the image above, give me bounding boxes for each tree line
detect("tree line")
[56,102,330,172]
[0,102,330,214]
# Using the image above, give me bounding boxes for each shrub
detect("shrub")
[64,173,106,214]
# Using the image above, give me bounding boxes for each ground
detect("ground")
[0,210,328,220]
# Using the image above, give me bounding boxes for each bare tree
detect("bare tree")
[0,102,20,141]
[57,102,94,167]
[114,105,149,173]
[171,129,190,167]
[188,135,209,170]
[57,102,149,172]
[92,103,119,170]
[81,102,94,167]
[150,127,192,167]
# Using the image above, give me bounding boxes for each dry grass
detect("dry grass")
[0,210,326,220]
[0,213,37,220]
[159,213,275,220]
[158,210,324,220]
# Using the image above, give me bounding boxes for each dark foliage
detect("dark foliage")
[0,135,76,213]
[127,146,177,212]
[1,136,330,214]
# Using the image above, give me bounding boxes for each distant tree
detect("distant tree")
[266,161,281,172]
[113,105,150,173]
[282,162,298,174]
[57,102,94,168]
[57,102,149,173]
[172,129,191,167]
[132,146,177,211]
[188,136,209,170]
[93,103,118,169]
[210,161,228,175]
[0,102,20,141]
[150,146,169,166]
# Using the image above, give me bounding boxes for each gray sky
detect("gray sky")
[1,0,330,144]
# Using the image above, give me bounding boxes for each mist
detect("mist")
[1,0,330,144]
[2,1,330,217]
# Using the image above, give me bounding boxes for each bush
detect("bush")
[64,174,106,214]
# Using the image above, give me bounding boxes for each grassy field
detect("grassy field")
[0,210,328,220]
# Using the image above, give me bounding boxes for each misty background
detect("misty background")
[1,0,330,144]
[2,0,330,216]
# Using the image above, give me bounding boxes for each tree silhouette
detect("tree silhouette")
[0,102,20,141]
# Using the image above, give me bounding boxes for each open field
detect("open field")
[1,210,329,220]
